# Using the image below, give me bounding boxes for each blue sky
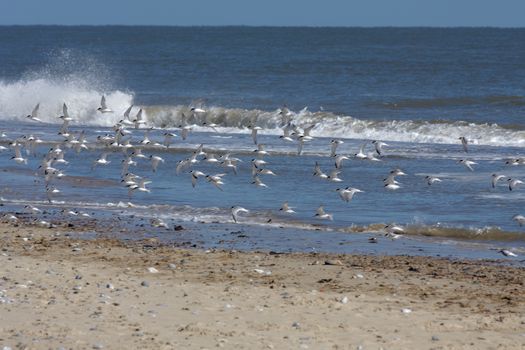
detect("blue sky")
[1,0,524,27]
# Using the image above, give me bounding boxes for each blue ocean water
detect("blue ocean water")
[0,26,524,260]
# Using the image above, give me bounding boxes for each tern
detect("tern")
[334,154,350,169]
[372,140,388,156]
[133,109,146,129]
[328,169,343,182]
[250,126,262,145]
[336,187,363,202]
[313,162,328,179]
[60,103,74,122]
[491,174,506,188]
[46,186,61,203]
[163,132,177,148]
[203,153,219,163]
[508,178,523,191]
[150,155,164,172]
[97,96,113,113]
[279,125,294,142]
[151,218,169,229]
[458,159,477,171]
[231,206,249,223]
[205,173,226,191]
[252,175,268,188]
[27,103,43,122]
[279,201,296,214]
[93,153,110,168]
[499,249,518,257]
[11,143,28,164]
[354,143,368,159]
[314,205,333,220]
[330,139,344,157]
[459,136,469,153]
[122,105,133,121]
[425,175,442,186]
[190,170,206,188]
[512,214,525,226]
[253,144,268,157]
[190,107,206,113]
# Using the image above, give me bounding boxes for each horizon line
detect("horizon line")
[0,24,524,29]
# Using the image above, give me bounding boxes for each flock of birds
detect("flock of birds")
[2,96,525,257]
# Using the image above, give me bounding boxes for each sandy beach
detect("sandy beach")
[0,221,522,349]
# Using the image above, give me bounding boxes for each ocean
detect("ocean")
[0,26,524,261]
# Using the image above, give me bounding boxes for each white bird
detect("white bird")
[336,187,363,202]
[508,178,523,191]
[231,206,249,223]
[11,143,27,164]
[25,205,41,214]
[205,173,226,191]
[252,175,268,188]
[458,159,477,171]
[425,175,442,186]
[354,143,368,159]
[512,214,525,226]
[128,179,151,196]
[499,249,518,257]
[123,105,133,121]
[384,174,401,190]
[150,155,164,172]
[250,126,262,145]
[190,170,206,188]
[93,153,110,168]
[190,107,206,113]
[334,154,349,169]
[314,205,333,221]
[253,144,268,157]
[203,153,219,163]
[163,132,177,148]
[46,186,60,203]
[257,168,277,176]
[328,169,343,182]
[366,152,381,162]
[313,162,328,179]
[372,140,388,156]
[330,139,344,157]
[384,224,404,239]
[279,125,294,142]
[27,103,43,122]
[133,109,146,129]
[459,136,469,153]
[279,201,296,214]
[60,103,74,122]
[491,174,506,188]
[151,218,169,229]
[97,96,113,113]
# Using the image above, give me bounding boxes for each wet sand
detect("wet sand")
[0,222,524,349]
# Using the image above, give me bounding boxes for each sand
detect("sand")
[0,221,524,349]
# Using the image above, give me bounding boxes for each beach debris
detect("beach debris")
[168,263,177,269]
[340,296,349,304]
[254,268,272,275]
[401,308,412,314]
[292,321,301,329]
[147,267,159,273]
[140,281,150,287]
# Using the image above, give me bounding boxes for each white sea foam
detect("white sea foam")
[0,80,524,146]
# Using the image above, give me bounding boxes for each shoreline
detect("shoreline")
[0,222,524,349]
